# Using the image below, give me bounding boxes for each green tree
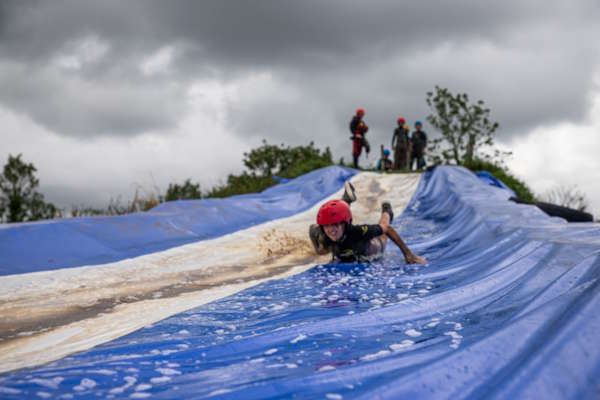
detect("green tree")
[164,179,202,201]
[0,154,58,223]
[242,140,333,178]
[205,172,274,199]
[204,140,333,198]
[426,86,506,166]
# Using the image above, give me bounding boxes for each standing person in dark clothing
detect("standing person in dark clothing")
[410,120,428,170]
[349,108,370,168]
[392,117,410,170]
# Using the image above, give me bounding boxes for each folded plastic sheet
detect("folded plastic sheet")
[475,170,517,198]
[0,166,355,276]
[2,166,600,399]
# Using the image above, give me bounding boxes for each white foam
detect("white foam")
[444,331,463,349]
[29,377,63,389]
[109,376,137,394]
[405,328,422,337]
[424,318,441,328]
[318,365,336,372]
[155,368,181,376]
[360,350,391,361]
[89,369,116,376]
[390,340,415,351]
[73,378,96,392]
[290,334,307,344]
[208,388,232,396]
[150,376,171,384]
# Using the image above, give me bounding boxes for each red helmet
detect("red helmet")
[317,200,352,225]
[356,108,365,117]
[397,116,406,125]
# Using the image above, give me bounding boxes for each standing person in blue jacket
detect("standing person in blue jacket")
[377,148,393,172]
[410,120,428,170]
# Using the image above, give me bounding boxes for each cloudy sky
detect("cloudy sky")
[1,0,599,216]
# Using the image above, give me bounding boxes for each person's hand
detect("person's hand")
[406,253,427,265]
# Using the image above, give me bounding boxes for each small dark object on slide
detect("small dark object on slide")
[510,197,593,222]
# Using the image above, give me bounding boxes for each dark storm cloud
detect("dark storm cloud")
[0,62,186,137]
[0,0,598,141]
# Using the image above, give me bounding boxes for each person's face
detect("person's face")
[415,124,422,131]
[322,222,345,241]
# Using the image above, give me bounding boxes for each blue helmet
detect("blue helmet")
[415,120,422,126]
[383,148,391,156]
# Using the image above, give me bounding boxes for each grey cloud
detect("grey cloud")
[4,1,593,67]
[0,0,599,142]
[0,62,186,137]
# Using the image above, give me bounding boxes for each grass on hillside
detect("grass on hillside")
[464,159,536,202]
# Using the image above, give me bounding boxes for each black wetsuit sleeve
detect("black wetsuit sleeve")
[352,224,384,240]
[349,116,359,135]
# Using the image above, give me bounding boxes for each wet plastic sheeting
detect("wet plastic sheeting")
[0,166,355,276]
[2,166,600,399]
[475,170,516,198]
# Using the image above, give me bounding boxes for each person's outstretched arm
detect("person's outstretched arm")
[383,225,427,264]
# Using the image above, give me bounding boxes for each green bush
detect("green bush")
[204,140,333,198]
[164,179,202,201]
[204,173,274,198]
[465,158,536,202]
[0,154,60,222]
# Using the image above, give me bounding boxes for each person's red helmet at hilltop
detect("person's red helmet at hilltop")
[356,108,365,117]
[397,116,406,125]
[317,200,352,225]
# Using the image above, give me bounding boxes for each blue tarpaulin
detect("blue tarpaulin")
[0,166,355,276]
[475,170,517,198]
[1,166,599,399]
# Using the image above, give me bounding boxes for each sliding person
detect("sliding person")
[309,182,426,264]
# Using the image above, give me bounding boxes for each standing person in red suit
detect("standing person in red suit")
[349,108,370,168]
